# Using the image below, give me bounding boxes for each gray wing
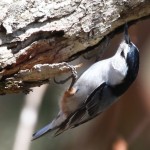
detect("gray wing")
[54,82,108,136]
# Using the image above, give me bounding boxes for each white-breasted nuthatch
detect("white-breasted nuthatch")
[32,24,139,140]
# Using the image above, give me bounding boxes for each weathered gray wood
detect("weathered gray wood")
[0,0,149,94]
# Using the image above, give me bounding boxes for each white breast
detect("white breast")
[109,55,128,85]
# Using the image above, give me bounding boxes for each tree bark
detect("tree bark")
[0,0,149,94]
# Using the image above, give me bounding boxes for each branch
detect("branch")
[0,0,150,94]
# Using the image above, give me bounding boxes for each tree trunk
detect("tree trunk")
[0,0,149,94]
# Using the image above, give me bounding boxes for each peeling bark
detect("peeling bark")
[0,0,150,94]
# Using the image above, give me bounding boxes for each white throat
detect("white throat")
[108,54,128,85]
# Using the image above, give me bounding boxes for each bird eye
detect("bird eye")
[121,50,125,58]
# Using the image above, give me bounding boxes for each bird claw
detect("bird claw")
[54,63,78,90]
[67,54,80,62]
[54,75,73,84]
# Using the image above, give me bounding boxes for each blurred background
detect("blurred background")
[0,19,150,150]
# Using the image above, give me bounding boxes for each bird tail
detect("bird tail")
[32,123,55,141]
[32,112,66,141]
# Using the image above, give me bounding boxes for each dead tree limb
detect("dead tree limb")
[0,0,149,94]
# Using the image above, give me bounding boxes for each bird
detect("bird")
[32,24,139,140]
